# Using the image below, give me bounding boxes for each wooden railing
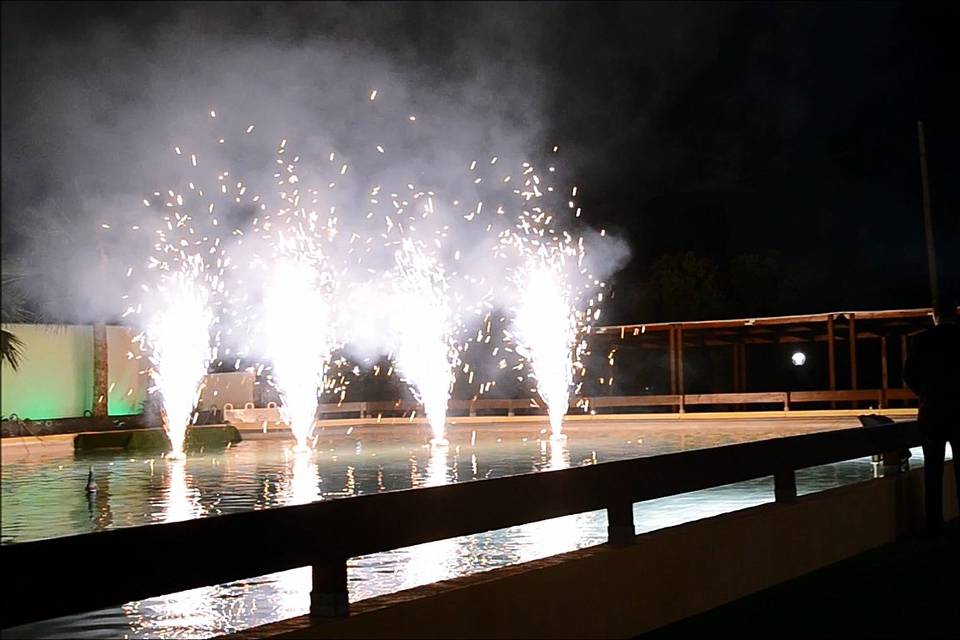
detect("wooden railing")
[2,420,919,628]
[220,388,916,426]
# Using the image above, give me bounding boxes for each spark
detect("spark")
[390,239,461,445]
[140,261,214,459]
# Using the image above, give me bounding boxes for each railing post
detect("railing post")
[880,336,889,409]
[311,556,349,618]
[881,450,906,475]
[607,502,635,545]
[774,469,797,502]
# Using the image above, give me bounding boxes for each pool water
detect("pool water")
[1,417,935,639]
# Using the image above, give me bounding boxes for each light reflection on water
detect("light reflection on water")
[1,418,938,639]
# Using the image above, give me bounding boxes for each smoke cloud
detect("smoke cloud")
[1,3,632,407]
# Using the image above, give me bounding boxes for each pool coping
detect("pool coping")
[0,409,917,454]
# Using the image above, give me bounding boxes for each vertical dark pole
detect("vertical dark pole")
[311,557,349,618]
[827,316,836,409]
[668,327,677,396]
[901,334,911,407]
[775,469,797,503]
[738,343,748,393]
[607,347,615,397]
[607,502,635,546]
[917,121,939,306]
[677,325,685,413]
[881,336,889,409]
[732,343,740,393]
[848,314,858,409]
[900,334,908,387]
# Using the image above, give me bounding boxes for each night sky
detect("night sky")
[2,1,958,324]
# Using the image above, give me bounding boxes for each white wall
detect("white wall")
[197,370,255,410]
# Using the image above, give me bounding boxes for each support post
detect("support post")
[739,342,747,392]
[900,334,908,384]
[848,313,858,408]
[677,325,685,413]
[740,342,746,393]
[668,327,677,396]
[732,343,740,393]
[92,322,109,417]
[774,469,797,503]
[607,502,635,546]
[311,557,349,618]
[881,336,889,409]
[607,355,615,396]
[827,316,836,409]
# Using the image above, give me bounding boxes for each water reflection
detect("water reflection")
[269,449,322,622]
[122,460,221,638]
[163,459,203,523]
[399,444,458,589]
[281,449,321,506]
[516,436,584,563]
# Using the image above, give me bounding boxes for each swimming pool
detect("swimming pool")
[2,416,930,638]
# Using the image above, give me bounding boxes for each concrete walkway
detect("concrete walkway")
[644,519,959,639]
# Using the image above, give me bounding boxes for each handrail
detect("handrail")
[224,388,915,424]
[1,420,919,628]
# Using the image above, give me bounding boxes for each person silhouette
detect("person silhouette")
[903,298,960,532]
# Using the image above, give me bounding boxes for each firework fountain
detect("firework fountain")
[500,198,596,440]
[140,259,215,459]
[390,238,461,446]
[115,89,620,456]
[509,255,579,440]
[264,255,337,452]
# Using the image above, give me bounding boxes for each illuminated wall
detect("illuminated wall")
[106,325,151,415]
[197,371,255,411]
[1,324,149,420]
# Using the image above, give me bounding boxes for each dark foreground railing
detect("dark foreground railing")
[2,420,919,629]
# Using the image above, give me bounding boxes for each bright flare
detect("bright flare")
[265,257,336,452]
[391,239,459,445]
[511,263,577,439]
[144,267,214,459]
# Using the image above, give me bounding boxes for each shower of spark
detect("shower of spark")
[390,239,460,445]
[509,257,578,439]
[264,256,337,452]
[140,263,214,459]
[106,97,619,452]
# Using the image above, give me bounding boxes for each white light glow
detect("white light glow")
[143,263,214,459]
[390,239,460,444]
[264,257,336,452]
[511,261,577,439]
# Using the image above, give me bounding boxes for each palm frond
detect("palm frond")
[1,329,25,371]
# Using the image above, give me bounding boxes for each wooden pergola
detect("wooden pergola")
[587,307,947,411]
